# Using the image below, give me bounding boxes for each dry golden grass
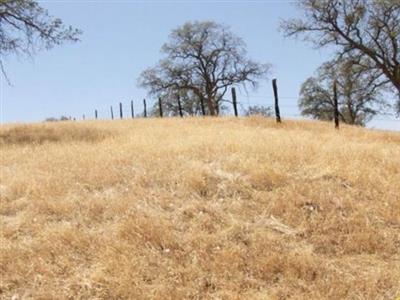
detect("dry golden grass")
[0,117,399,299]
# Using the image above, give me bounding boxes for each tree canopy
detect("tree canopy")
[299,58,388,125]
[138,21,270,116]
[281,0,400,113]
[0,0,81,80]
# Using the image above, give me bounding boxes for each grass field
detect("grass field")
[1,117,399,299]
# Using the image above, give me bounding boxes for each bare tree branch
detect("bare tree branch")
[0,0,82,81]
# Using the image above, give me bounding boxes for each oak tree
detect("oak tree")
[281,0,400,113]
[139,21,270,116]
[299,58,388,125]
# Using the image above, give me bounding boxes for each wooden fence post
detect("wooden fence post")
[110,106,114,120]
[83,114,85,120]
[200,96,206,116]
[333,79,339,129]
[231,87,238,117]
[177,95,183,117]
[272,79,281,123]
[95,110,98,119]
[143,99,147,118]
[119,102,123,119]
[158,97,163,118]
[131,100,134,118]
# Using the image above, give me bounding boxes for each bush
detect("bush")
[245,105,273,117]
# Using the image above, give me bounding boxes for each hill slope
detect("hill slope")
[1,117,399,299]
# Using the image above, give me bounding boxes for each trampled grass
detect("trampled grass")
[0,117,399,299]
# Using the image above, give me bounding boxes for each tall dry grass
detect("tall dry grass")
[0,117,399,299]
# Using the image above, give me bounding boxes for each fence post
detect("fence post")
[119,102,123,119]
[110,106,114,120]
[272,79,281,123]
[231,87,238,117]
[177,95,183,117]
[131,100,134,118]
[95,110,98,119]
[143,99,147,118]
[200,96,206,116]
[83,114,85,120]
[158,97,163,118]
[333,79,339,129]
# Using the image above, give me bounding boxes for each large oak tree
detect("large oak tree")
[139,21,270,116]
[281,0,400,113]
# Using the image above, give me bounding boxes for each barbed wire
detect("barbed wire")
[74,96,400,124]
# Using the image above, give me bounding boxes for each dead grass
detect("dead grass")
[0,122,111,146]
[0,117,399,299]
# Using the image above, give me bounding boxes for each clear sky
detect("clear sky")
[1,0,399,131]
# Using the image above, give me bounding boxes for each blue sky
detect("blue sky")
[1,0,399,130]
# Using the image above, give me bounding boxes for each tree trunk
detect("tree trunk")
[346,96,356,124]
[205,95,216,116]
[215,101,220,115]
[205,85,216,116]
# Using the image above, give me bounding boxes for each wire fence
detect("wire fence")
[63,85,399,128]
[74,99,399,122]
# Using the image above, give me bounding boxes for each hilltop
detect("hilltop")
[1,117,399,299]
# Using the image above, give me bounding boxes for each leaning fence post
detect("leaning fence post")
[131,100,134,118]
[110,106,114,120]
[119,102,123,119]
[143,99,147,118]
[158,97,163,118]
[95,110,98,119]
[272,79,281,123]
[177,95,183,117]
[231,87,238,117]
[333,79,339,129]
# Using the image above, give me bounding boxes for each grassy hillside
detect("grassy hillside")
[1,117,399,299]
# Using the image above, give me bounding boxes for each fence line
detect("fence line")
[64,80,399,129]
[80,103,400,121]
[77,103,400,122]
